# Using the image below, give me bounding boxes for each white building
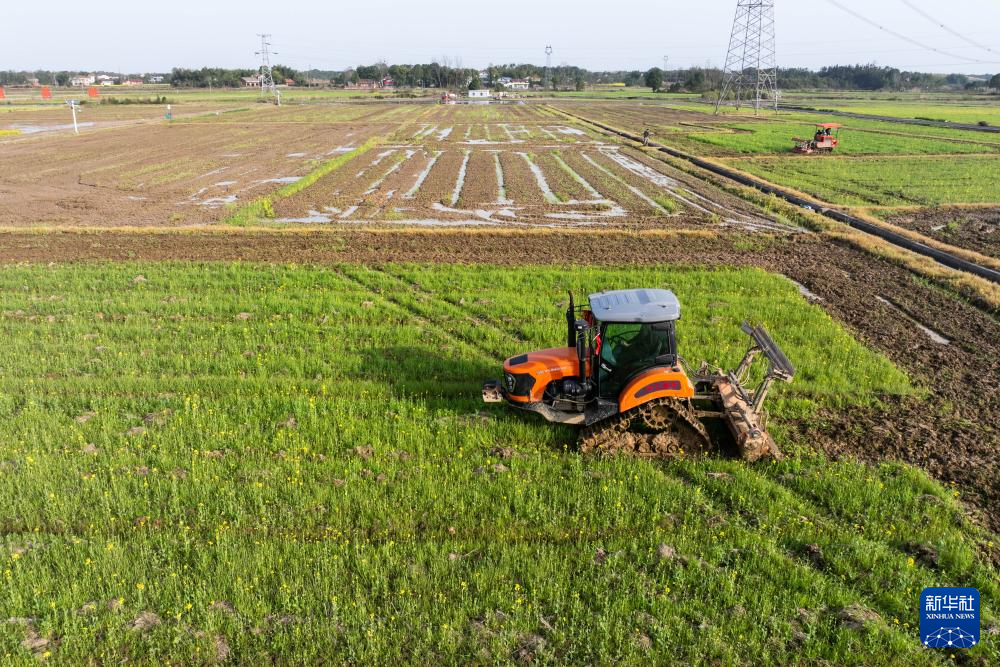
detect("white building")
[503,79,530,90]
[468,89,491,99]
[70,74,96,87]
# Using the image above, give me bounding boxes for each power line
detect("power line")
[823,0,985,63]
[898,0,996,57]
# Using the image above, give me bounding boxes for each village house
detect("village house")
[241,76,261,88]
[70,74,96,87]
[345,79,378,90]
[503,79,530,90]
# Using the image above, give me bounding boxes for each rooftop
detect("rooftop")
[588,288,680,323]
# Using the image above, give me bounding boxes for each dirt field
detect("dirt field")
[272,140,791,230]
[0,116,391,227]
[883,206,1000,259]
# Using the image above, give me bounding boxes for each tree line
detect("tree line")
[166,66,305,88]
[2,63,997,92]
[642,64,999,93]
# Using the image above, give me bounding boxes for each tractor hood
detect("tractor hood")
[502,347,584,401]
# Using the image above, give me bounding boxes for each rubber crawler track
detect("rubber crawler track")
[578,397,711,457]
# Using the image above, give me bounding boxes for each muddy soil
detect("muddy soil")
[884,207,999,259]
[0,227,995,530]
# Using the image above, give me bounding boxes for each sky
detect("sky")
[3,0,999,74]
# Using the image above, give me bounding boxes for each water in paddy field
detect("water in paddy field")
[7,122,96,134]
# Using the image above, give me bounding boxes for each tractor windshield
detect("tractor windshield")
[598,321,676,398]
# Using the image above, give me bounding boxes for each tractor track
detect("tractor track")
[578,398,712,457]
[553,106,1000,285]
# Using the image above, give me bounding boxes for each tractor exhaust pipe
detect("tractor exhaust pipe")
[566,291,576,348]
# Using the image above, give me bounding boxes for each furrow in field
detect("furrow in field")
[450,150,472,206]
[456,150,501,209]
[518,152,559,204]
[566,151,669,216]
[497,150,545,206]
[410,149,468,206]
[534,153,602,203]
[493,152,511,205]
[403,150,443,198]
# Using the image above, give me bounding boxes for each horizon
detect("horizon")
[3,0,999,76]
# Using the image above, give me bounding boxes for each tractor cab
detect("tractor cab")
[793,123,842,153]
[588,289,683,400]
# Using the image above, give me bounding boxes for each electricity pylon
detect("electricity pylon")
[715,1,778,114]
[256,33,281,106]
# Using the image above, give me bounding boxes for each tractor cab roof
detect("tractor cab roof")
[815,123,842,129]
[588,288,680,323]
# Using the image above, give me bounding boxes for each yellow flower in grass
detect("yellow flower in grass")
[136,582,145,591]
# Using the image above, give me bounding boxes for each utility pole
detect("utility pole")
[66,99,80,134]
[663,55,668,72]
[544,45,553,90]
[716,1,778,115]
[256,33,281,106]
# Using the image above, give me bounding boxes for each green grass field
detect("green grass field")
[1,261,994,665]
[789,100,1000,126]
[686,121,999,156]
[727,155,1000,207]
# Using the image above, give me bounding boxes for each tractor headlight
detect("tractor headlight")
[504,372,535,397]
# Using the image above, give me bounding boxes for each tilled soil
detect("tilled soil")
[0,120,387,227]
[0,228,996,530]
[884,206,999,259]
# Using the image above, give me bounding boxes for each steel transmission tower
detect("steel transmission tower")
[544,45,553,90]
[715,1,777,114]
[256,33,281,105]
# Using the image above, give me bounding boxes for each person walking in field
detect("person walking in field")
[643,128,652,146]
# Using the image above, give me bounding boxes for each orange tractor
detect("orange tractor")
[793,123,842,154]
[483,288,795,461]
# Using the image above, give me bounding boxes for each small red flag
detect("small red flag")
[41,86,52,100]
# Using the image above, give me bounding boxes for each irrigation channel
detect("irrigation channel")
[554,107,1000,285]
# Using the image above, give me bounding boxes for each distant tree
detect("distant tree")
[575,75,586,91]
[468,75,481,91]
[550,74,561,90]
[684,69,706,92]
[356,65,380,81]
[990,73,1000,91]
[644,67,664,92]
